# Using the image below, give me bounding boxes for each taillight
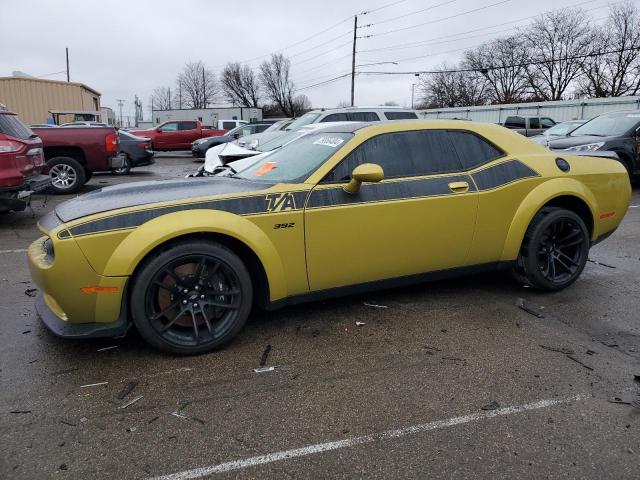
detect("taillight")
[105,133,118,154]
[137,142,148,148]
[0,139,23,153]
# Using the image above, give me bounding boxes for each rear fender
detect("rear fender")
[102,209,287,300]
[500,178,598,261]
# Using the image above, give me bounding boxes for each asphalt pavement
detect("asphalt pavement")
[1,154,639,479]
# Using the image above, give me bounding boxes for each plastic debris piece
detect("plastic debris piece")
[126,426,137,433]
[355,321,366,326]
[259,344,271,367]
[80,417,88,423]
[119,395,143,409]
[254,366,276,373]
[587,258,616,268]
[97,345,118,352]
[540,345,574,355]
[192,416,206,424]
[481,401,500,411]
[10,410,31,414]
[364,302,388,309]
[566,355,594,371]
[116,381,138,400]
[80,382,108,388]
[515,298,544,318]
[24,288,37,297]
[148,416,159,424]
[601,339,619,348]
[60,420,77,427]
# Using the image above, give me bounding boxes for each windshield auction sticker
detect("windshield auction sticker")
[253,161,277,176]
[313,137,345,148]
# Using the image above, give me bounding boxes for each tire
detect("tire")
[84,169,93,182]
[514,207,589,291]
[130,240,253,355]
[113,155,131,175]
[47,157,86,194]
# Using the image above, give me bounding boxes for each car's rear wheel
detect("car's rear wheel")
[113,155,131,175]
[47,157,86,194]
[130,240,253,355]
[514,207,589,291]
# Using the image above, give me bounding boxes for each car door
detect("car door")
[156,122,179,149]
[304,129,479,292]
[178,121,198,148]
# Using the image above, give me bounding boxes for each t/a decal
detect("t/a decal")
[265,193,297,212]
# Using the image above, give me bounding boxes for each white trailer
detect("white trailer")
[151,107,262,126]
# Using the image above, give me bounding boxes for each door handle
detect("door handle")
[448,181,469,193]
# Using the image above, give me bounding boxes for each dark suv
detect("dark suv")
[0,106,50,212]
[549,110,640,178]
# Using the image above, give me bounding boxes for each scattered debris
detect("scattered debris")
[441,356,464,362]
[586,349,597,355]
[79,417,88,423]
[192,416,206,425]
[80,382,108,388]
[59,464,68,471]
[634,374,640,384]
[253,366,276,373]
[21,330,31,334]
[355,321,366,326]
[481,401,500,411]
[364,302,388,309]
[116,381,138,400]
[60,420,77,427]
[10,410,31,414]
[24,288,37,297]
[171,412,187,419]
[126,426,137,433]
[171,400,190,419]
[53,368,78,376]
[148,416,159,424]
[540,345,574,355]
[119,395,143,409]
[587,259,616,269]
[515,298,544,318]
[608,398,640,409]
[601,339,619,348]
[28,359,38,364]
[566,355,594,371]
[97,345,118,352]
[259,344,271,367]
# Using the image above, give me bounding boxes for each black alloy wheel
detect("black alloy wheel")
[515,207,589,291]
[131,241,252,354]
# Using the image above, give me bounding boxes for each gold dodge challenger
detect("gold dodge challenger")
[28,120,631,354]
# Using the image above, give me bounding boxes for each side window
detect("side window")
[324,130,461,182]
[529,117,540,129]
[384,112,418,120]
[222,121,237,130]
[348,112,380,122]
[447,131,504,170]
[505,116,525,128]
[160,122,178,132]
[320,113,349,122]
[541,117,555,128]
[179,121,197,130]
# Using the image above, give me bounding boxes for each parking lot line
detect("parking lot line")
[0,248,28,254]
[150,394,585,480]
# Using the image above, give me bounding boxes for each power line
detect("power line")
[369,0,460,26]
[297,73,353,91]
[363,0,412,15]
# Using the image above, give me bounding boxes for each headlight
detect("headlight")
[43,237,54,262]
[193,139,206,145]
[564,142,604,152]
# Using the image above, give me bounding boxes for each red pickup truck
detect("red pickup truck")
[32,126,123,194]
[0,107,51,213]
[130,120,243,151]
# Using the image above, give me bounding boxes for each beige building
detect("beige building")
[0,76,101,125]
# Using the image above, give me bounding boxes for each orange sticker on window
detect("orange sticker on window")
[253,161,277,177]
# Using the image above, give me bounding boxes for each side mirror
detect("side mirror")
[343,163,384,194]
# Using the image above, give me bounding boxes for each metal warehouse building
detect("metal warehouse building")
[0,76,101,125]
[418,95,640,123]
[152,107,263,126]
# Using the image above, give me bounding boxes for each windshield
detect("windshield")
[234,132,353,183]
[256,129,309,152]
[546,122,581,136]
[285,112,321,131]
[0,113,35,140]
[263,120,285,133]
[570,112,640,137]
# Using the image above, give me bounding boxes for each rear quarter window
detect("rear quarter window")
[0,114,34,140]
[222,121,237,130]
[447,130,504,170]
[348,112,380,122]
[384,112,418,120]
[505,116,525,128]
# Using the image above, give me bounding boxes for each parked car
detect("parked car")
[30,124,58,128]
[29,120,630,354]
[129,119,245,151]
[502,116,556,137]
[191,123,271,158]
[32,125,122,194]
[548,110,640,178]
[0,106,51,212]
[237,107,418,150]
[115,130,154,174]
[236,118,293,149]
[60,121,108,127]
[530,120,586,146]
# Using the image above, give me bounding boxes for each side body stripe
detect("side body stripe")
[472,159,539,191]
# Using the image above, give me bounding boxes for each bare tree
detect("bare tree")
[291,94,311,116]
[221,62,261,107]
[419,63,487,108]
[150,86,173,110]
[578,1,640,97]
[524,9,594,100]
[260,54,297,116]
[464,36,530,104]
[336,100,350,108]
[177,61,219,109]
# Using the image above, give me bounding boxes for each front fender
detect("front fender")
[500,178,598,261]
[102,209,287,300]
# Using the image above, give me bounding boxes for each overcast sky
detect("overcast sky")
[1,0,610,120]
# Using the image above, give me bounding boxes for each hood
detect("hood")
[204,142,260,172]
[55,176,271,222]
[236,130,285,148]
[548,134,616,150]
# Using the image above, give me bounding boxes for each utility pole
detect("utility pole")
[65,47,70,82]
[116,99,124,127]
[411,83,416,109]
[350,15,358,106]
[202,66,206,109]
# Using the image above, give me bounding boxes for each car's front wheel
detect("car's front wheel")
[130,240,253,355]
[47,157,86,194]
[514,207,589,291]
